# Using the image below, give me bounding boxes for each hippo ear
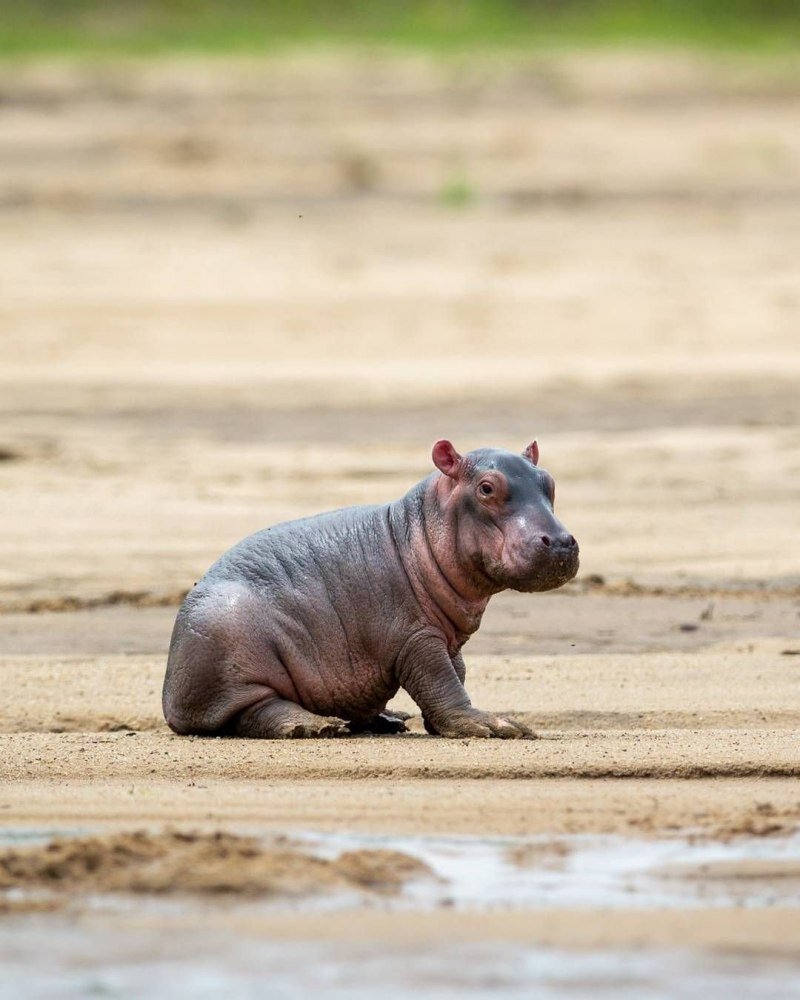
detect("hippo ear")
[432,440,463,478]
[523,440,540,466]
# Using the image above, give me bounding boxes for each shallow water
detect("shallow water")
[298,828,800,910]
[2,828,800,998]
[2,924,800,1000]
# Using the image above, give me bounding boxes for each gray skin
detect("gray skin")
[163,440,579,740]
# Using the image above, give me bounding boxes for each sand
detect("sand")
[1,50,799,971]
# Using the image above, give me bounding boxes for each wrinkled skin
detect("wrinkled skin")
[163,440,579,740]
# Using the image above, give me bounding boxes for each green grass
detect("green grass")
[439,174,478,208]
[0,1,799,57]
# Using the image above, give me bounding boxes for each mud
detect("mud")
[0,830,430,901]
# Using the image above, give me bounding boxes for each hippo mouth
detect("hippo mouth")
[505,549,580,593]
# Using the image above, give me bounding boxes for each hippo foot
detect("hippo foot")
[233,697,348,739]
[424,709,535,740]
[347,711,410,735]
[283,717,348,739]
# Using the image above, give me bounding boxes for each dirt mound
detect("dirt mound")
[0,830,431,899]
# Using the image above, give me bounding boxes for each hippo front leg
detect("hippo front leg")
[452,650,466,684]
[421,651,464,734]
[398,634,532,740]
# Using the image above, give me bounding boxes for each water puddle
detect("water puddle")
[2,827,800,998]
[298,828,800,909]
[2,826,800,911]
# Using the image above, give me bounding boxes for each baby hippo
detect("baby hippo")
[163,440,579,740]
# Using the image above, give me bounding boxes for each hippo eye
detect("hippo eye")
[478,481,494,498]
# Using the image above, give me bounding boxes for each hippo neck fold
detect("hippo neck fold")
[388,477,493,649]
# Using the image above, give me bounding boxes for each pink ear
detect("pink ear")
[432,440,463,478]
[523,440,540,466]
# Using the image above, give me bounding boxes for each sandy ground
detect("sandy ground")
[1,51,799,978]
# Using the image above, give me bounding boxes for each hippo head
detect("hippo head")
[432,440,579,594]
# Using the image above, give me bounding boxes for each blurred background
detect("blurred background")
[1,0,799,611]
[3,1,800,53]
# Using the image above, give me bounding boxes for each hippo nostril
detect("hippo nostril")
[540,535,551,547]
[547,533,577,551]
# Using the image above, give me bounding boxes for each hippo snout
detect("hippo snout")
[538,531,578,552]
[540,528,578,569]
[509,529,579,592]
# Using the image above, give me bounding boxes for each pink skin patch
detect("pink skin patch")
[523,440,539,466]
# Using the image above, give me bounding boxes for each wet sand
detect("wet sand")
[1,50,799,984]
